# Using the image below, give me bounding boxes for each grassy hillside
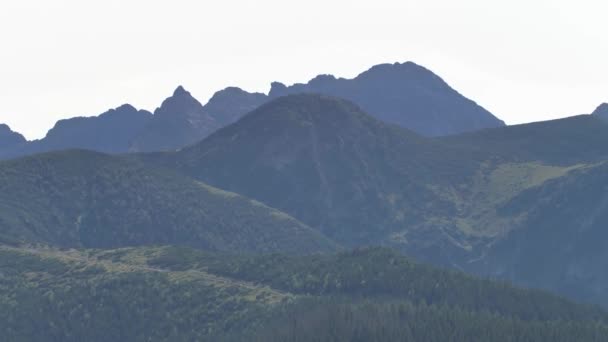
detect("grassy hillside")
[0,150,335,254]
[0,244,606,341]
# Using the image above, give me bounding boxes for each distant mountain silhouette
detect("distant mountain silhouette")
[0,62,506,160]
[130,86,220,152]
[269,62,505,136]
[0,124,26,151]
[592,103,608,119]
[203,87,268,126]
[0,105,152,159]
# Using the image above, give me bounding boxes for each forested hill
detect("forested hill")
[1,244,606,341]
[0,150,334,254]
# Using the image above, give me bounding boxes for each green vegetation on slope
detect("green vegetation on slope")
[0,150,335,254]
[1,245,607,341]
[474,161,608,307]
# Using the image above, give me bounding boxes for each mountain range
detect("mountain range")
[1,62,608,340]
[0,61,503,160]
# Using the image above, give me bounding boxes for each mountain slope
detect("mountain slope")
[130,86,220,152]
[160,94,474,246]
[143,94,608,309]
[1,245,607,341]
[470,161,608,307]
[0,124,26,151]
[269,62,505,136]
[442,115,608,164]
[0,150,334,254]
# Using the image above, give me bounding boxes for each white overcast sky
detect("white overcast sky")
[0,0,606,139]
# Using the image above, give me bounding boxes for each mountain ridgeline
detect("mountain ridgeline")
[0,61,503,160]
[0,124,26,152]
[269,62,505,136]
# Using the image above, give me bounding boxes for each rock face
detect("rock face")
[269,62,505,136]
[130,86,220,152]
[0,124,26,151]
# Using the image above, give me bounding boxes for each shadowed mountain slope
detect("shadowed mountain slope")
[159,94,474,246]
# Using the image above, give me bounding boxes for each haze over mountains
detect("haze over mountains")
[1,61,608,340]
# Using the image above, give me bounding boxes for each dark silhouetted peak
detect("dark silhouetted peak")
[173,85,189,97]
[156,86,202,117]
[265,62,504,136]
[0,124,26,149]
[213,94,380,137]
[38,104,153,153]
[269,82,288,97]
[208,87,262,101]
[130,87,220,152]
[309,74,337,86]
[114,103,138,112]
[356,62,443,87]
[592,103,608,119]
[203,87,268,126]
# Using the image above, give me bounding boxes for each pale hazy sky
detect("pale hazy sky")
[0,0,606,139]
